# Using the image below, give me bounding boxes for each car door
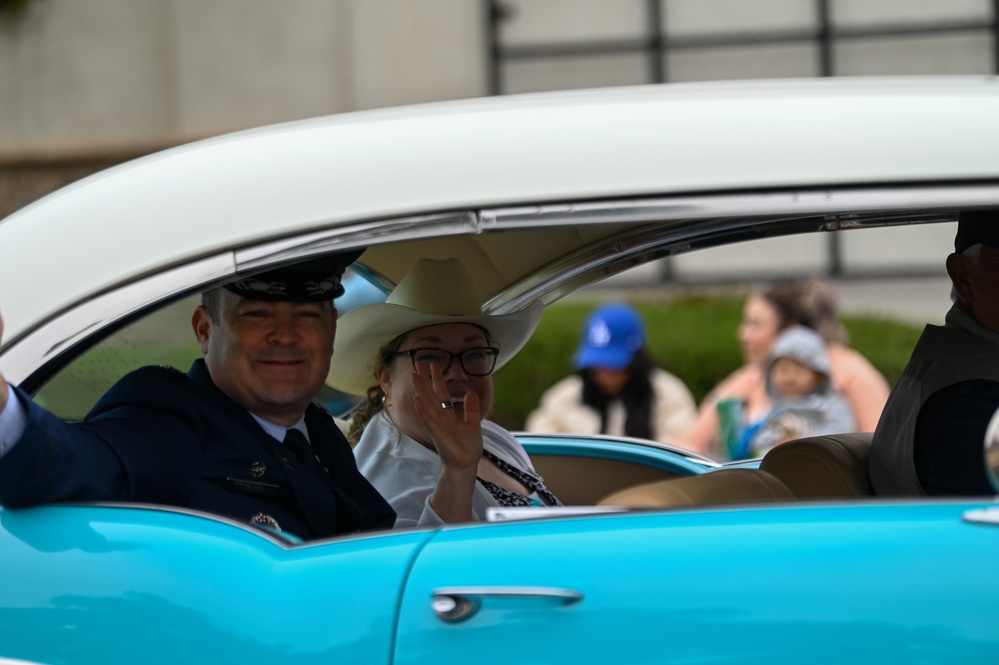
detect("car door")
[394,502,999,664]
[0,503,432,665]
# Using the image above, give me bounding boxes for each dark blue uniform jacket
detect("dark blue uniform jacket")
[0,360,395,540]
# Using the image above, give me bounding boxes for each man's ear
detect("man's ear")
[946,252,974,306]
[192,306,212,354]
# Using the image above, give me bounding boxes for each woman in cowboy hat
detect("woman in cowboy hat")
[328,257,562,527]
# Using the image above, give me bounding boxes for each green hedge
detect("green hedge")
[489,294,924,431]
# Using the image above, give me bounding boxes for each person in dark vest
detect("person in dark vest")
[0,250,395,539]
[871,210,999,496]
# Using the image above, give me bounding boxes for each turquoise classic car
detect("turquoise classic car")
[1,78,998,663]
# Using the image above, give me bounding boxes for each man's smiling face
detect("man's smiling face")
[194,289,336,426]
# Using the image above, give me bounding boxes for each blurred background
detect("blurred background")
[2,0,993,317]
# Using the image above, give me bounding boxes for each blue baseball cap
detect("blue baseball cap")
[573,302,645,371]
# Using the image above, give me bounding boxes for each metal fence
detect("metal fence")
[485,0,998,281]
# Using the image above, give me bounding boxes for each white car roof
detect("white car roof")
[2,76,999,343]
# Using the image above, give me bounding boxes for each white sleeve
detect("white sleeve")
[416,495,445,527]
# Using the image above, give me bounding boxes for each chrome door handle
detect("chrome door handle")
[431,586,583,623]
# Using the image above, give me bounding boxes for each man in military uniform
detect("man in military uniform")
[0,250,395,539]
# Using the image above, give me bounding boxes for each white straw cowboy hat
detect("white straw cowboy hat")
[328,257,544,397]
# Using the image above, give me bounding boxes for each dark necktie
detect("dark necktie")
[283,427,365,532]
[283,428,329,479]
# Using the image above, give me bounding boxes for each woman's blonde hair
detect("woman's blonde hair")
[346,335,405,445]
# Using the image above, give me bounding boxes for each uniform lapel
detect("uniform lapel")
[303,408,367,532]
[187,360,343,538]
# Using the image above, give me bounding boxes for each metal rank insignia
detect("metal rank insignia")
[250,513,281,531]
[250,461,267,478]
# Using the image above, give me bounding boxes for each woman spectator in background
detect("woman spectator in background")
[674,282,808,458]
[674,279,889,460]
[525,302,697,444]
[737,324,855,459]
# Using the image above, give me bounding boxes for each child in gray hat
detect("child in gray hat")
[736,325,856,458]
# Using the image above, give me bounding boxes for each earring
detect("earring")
[382,395,393,408]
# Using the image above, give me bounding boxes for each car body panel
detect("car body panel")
[4,499,997,663]
[0,503,433,664]
[396,502,999,664]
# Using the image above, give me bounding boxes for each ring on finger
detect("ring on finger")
[440,400,454,410]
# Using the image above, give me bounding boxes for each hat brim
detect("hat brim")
[328,300,544,396]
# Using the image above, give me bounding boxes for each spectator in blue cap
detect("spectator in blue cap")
[526,302,696,444]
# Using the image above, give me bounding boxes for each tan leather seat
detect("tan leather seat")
[596,468,795,509]
[759,432,874,499]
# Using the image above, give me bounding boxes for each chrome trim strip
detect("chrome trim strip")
[431,586,583,622]
[479,184,999,313]
[486,506,629,522]
[432,586,583,603]
[479,184,999,229]
[233,211,479,271]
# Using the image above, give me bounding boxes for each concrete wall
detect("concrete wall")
[5,0,993,158]
[0,0,486,157]
[0,0,992,279]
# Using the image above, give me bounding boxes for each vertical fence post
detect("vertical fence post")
[485,0,504,96]
[817,0,842,277]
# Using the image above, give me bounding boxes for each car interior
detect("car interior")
[11,199,972,524]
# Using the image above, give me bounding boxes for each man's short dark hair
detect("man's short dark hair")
[201,287,223,321]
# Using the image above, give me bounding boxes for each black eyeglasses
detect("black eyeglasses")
[392,347,500,376]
